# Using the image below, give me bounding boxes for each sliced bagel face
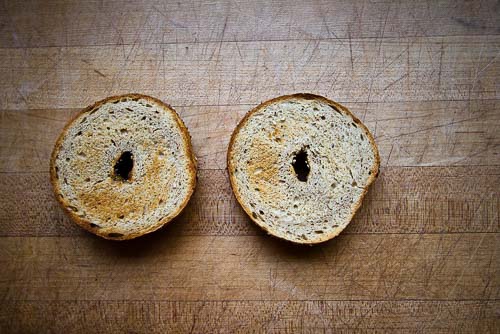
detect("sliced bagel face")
[228,94,379,244]
[50,94,197,240]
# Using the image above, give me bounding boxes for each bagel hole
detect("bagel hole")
[292,148,310,182]
[113,151,134,181]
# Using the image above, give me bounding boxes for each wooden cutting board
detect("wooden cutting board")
[0,1,498,332]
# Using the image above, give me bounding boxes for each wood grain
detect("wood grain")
[0,235,498,301]
[0,0,499,332]
[1,167,498,237]
[0,36,498,110]
[2,0,499,48]
[1,301,498,333]
[1,99,499,173]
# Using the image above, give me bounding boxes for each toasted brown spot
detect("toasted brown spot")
[79,154,172,224]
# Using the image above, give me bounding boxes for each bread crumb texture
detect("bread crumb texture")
[51,95,196,240]
[228,94,379,244]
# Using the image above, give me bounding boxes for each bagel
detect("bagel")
[50,94,196,240]
[227,94,380,244]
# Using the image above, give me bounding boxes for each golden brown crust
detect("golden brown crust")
[50,93,197,240]
[227,93,380,245]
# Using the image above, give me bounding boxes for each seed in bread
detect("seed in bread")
[227,94,380,244]
[50,94,197,240]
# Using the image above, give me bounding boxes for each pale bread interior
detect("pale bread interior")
[228,95,379,244]
[52,95,195,240]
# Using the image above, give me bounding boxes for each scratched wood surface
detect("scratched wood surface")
[0,0,499,333]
